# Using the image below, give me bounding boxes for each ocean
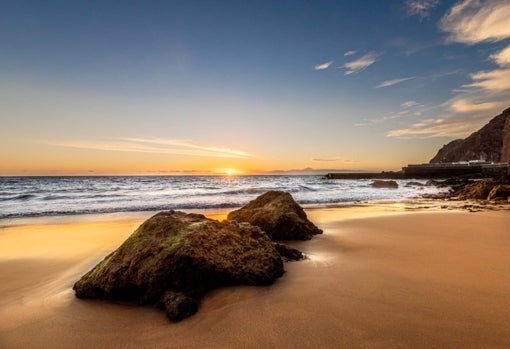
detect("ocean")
[0,176,445,219]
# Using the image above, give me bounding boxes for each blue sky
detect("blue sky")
[1,0,510,174]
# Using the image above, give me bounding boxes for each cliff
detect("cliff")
[430,107,510,163]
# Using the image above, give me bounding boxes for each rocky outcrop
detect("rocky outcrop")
[370,180,398,188]
[451,180,510,201]
[454,181,494,200]
[487,184,510,201]
[430,107,510,163]
[227,191,322,241]
[73,210,286,321]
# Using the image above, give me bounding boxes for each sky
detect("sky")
[1,0,510,175]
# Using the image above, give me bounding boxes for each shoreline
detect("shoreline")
[2,196,508,228]
[1,205,510,348]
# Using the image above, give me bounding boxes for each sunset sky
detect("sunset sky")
[2,0,510,175]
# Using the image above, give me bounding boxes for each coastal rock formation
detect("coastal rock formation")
[454,181,494,200]
[449,180,510,202]
[370,180,398,188]
[430,107,510,163]
[487,184,510,201]
[73,210,286,321]
[227,191,322,240]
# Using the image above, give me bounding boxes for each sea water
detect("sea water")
[0,176,444,219]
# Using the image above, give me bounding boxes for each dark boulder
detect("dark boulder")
[73,210,285,321]
[227,191,322,241]
[273,243,304,262]
[370,180,398,189]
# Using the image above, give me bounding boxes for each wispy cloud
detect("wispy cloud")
[311,157,341,162]
[342,53,378,75]
[42,137,254,159]
[361,101,427,125]
[312,157,359,163]
[449,99,504,113]
[376,76,415,88]
[344,50,357,56]
[464,52,510,92]
[386,114,489,138]
[373,110,411,123]
[440,0,510,44]
[314,60,334,70]
[490,45,510,67]
[436,45,510,128]
[406,0,439,18]
[401,100,419,108]
[386,1,510,139]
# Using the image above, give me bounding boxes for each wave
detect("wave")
[0,202,245,219]
[222,188,271,195]
[0,195,372,219]
[0,194,37,201]
[0,175,443,220]
[41,193,125,201]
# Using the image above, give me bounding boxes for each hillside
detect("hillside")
[430,107,510,163]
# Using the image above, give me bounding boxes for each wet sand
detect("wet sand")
[1,208,509,348]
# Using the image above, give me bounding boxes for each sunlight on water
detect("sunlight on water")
[305,252,336,267]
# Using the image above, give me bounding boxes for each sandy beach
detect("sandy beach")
[1,206,509,348]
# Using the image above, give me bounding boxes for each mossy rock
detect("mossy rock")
[73,210,284,321]
[227,191,322,241]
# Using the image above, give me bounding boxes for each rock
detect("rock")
[405,181,424,187]
[426,178,472,188]
[273,243,304,262]
[370,180,398,189]
[487,184,510,201]
[454,181,495,200]
[227,191,322,241]
[158,291,198,321]
[73,210,285,321]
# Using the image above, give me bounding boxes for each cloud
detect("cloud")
[344,50,357,56]
[311,157,341,162]
[490,45,510,67]
[376,76,415,88]
[312,157,360,164]
[401,100,419,108]
[372,110,411,123]
[42,137,254,159]
[386,114,489,138]
[314,60,334,70]
[440,0,510,44]
[406,0,439,18]
[465,68,510,92]
[385,2,510,139]
[461,44,510,92]
[342,53,378,75]
[449,99,503,113]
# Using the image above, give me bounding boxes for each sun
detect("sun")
[221,168,239,176]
